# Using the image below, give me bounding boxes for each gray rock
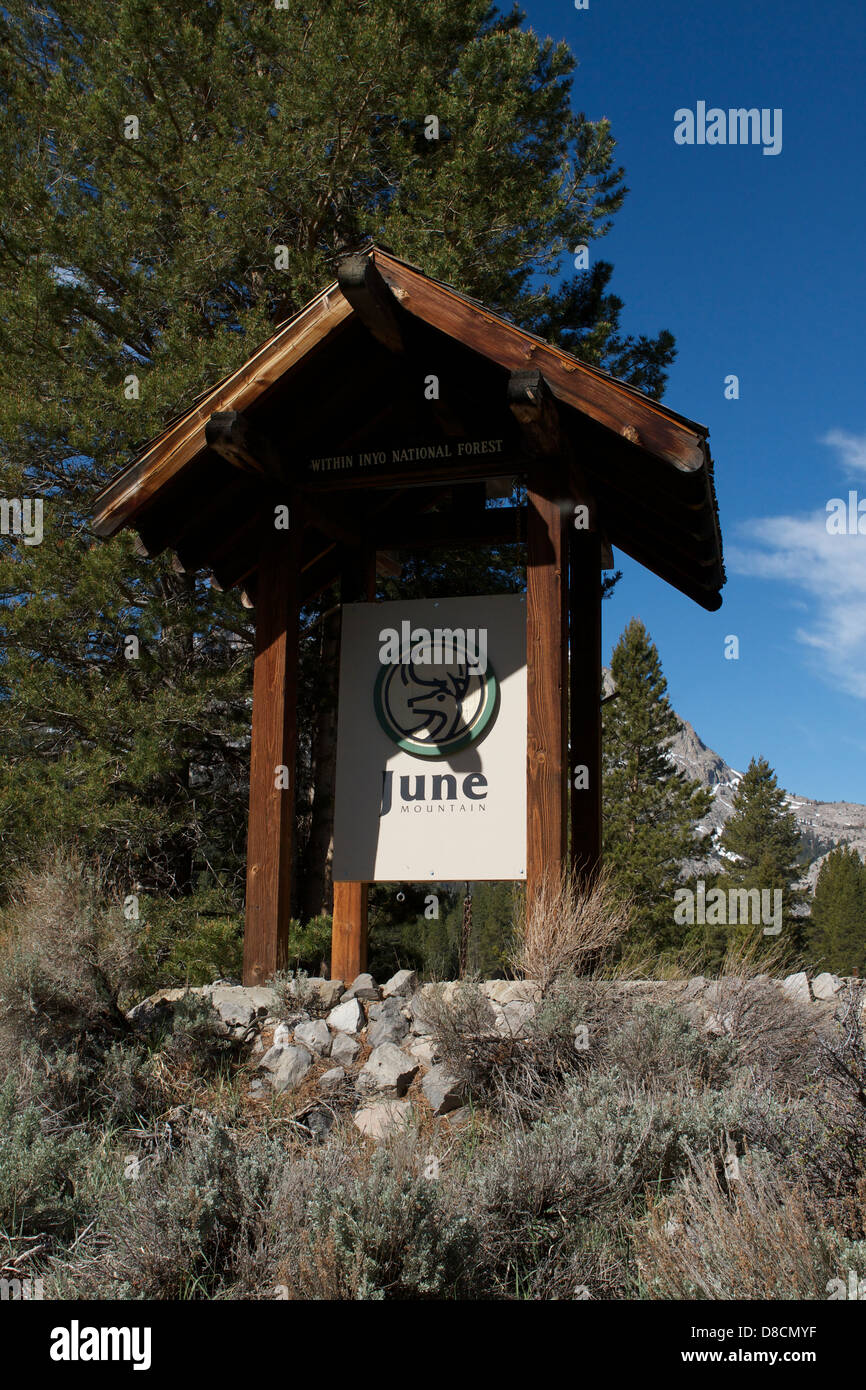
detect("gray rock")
[329,1030,361,1065]
[812,972,842,1001]
[368,1015,410,1047]
[407,988,437,1035]
[367,999,410,1048]
[259,1045,313,1093]
[367,996,406,1021]
[480,980,540,1005]
[382,969,418,999]
[494,999,536,1036]
[360,1043,419,1096]
[204,984,281,1034]
[405,1036,439,1067]
[353,1100,413,1141]
[444,1105,472,1127]
[318,1066,345,1094]
[782,971,811,1005]
[304,1107,335,1140]
[294,1019,331,1056]
[127,986,192,1026]
[326,998,366,1034]
[306,978,345,1010]
[341,973,379,1002]
[422,1064,465,1116]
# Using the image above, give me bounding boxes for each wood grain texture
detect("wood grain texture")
[526,462,569,908]
[92,291,352,536]
[375,248,708,473]
[242,500,302,986]
[336,254,406,354]
[331,881,368,983]
[569,517,603,880]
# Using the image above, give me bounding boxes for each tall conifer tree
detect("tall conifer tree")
[717,756,808,953]
[808,844,866,974]
[602,618,711,947]
[0,1,675,915]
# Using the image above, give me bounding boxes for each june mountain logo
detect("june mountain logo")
[374,659,498,758]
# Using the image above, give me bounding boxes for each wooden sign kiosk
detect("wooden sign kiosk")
[93,246,725,986]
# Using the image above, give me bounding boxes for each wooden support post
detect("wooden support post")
[569,505,603,881]
[526,464,569,907]
[331,881,369,984]
[243,498,301,986]
[329,534,376,984]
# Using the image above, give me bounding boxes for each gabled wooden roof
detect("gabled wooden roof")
[92,245,725,610]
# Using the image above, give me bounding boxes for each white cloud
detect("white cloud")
[821,429,866,477]
[728,508,866,698]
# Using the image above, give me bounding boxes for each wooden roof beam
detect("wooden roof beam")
[509,368,613,561]
[507,369,565,456]
[337,253,406,354]
[204,410,285,483]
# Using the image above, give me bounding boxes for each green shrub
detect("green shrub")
[0,1077,87,1241]
[135,892,243,988]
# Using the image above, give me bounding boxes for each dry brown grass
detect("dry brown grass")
[0,853,140,1053]
[508,867,632,992]
[636,1149,841,1299]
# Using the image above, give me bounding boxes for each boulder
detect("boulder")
[480,980,541,1005]
[405,1036,439,1067]
[812,972,842,1001]
[341,973,379,1002]
[422,1064,465,1116]
[127,986,191,1026]
[204,985,281,1036]
[381,969,418,999]
[258,1045,313,1093]
[353,1100,413,1141]
[326,998,366,1035]
[272,1022,292,1048]
[367,997,410,1047]
[304,1107,334,1140]
[407,988,438,1035]
[359,1043,419,1096]
[330,1030,361,1065]
[306,978,345,1010]
[294,1019,331,1056]
[318,1066,345,1095]
[494,999,536,1036]
[782,972,811,1005]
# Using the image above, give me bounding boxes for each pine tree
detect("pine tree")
[0,1,676,917]
[602,619,712,948]
[717,757,808,954]
[808,845,866,975]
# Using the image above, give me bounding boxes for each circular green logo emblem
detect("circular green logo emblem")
[374,659,498,759]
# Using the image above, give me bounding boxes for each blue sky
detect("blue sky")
[519,0,866,801]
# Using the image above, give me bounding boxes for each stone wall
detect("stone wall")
[128,968,861,1142]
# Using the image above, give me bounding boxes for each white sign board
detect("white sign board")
[332,594,527,881]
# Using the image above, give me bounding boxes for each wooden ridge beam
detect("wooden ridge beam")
[337,253,406,354]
